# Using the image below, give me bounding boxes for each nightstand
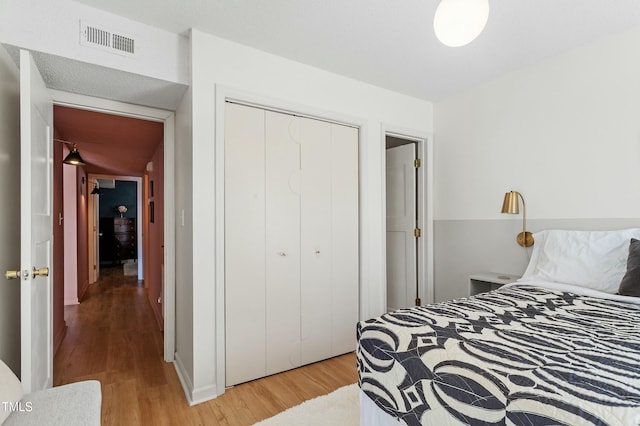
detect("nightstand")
[469,272,521,296]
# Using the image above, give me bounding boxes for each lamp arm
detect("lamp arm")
[54,138,74,146]
[518,191,526,236]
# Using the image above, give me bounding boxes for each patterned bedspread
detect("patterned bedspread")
[357,285,640,425]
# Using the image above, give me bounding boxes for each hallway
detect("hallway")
[53,266,357,425]
[54,265,177,424]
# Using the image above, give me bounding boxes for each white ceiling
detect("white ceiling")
[72,0,640,101]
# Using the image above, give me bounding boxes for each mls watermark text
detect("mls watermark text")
[2,401,33,413]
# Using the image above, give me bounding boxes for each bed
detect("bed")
[357,229,640,425]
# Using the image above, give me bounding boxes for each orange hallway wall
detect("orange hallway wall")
[147,141,165,329]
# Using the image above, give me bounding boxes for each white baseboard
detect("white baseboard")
[173,352,219,406]
[191,382,218,406]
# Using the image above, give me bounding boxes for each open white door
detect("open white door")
[386,144,417,311]
[87,178,99,283]
[20,50,54,393]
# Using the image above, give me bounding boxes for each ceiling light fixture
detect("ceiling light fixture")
[434,0,490,47]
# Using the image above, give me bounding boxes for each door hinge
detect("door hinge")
[414,158,421,168]
[414,228,421,238]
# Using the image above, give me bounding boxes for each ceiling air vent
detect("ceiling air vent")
[85,25,110,48]
[112,33,135,54]
[80,20,135,56]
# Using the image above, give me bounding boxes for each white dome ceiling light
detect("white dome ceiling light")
[434,0,490,47]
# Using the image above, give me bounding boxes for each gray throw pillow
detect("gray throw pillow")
[618,238,640,297]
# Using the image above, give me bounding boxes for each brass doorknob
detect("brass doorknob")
[5,270,21,280]
[32,267,49,278]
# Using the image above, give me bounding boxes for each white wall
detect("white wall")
[174,85,194,393]
[0,0,188,85]
[180,29,433,403]
[433,25,640,302]
[0,45,21,376]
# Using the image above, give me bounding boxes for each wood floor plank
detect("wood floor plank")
[54,265,358,425]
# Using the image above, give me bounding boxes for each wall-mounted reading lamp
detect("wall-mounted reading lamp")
[90,180,102,195]
[55,139,87,166]
[501,191,534,247]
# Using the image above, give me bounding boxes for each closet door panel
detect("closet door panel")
[330,124,359,354]
[225,103,267,386]
[300,117,333,364]
[265,111,301,374]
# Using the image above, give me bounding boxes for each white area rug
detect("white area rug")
[254,383,359,426]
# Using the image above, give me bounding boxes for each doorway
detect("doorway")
[384,133,431,310]
[52,91,176,362]
[88,176,143,279]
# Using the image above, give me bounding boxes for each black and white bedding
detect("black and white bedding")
[357,283,640,425]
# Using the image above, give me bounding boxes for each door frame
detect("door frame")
[88,174,143,277]
[382,127,434,306]
[50,89,176,362]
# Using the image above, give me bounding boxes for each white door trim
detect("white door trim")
[214,85,366,396]
[49,89,176,362]
[382,126,434,306]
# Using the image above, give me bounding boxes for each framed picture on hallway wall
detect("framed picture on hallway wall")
[150,201,155,223]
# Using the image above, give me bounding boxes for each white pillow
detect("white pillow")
[519,228,640,293]
[0,359,23,424]
[520,230,548,280]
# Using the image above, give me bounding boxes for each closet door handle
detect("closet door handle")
[278,252,287,257]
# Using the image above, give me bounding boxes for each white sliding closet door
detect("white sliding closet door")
[225,102,358,387]
[265,111,302,375]
[299,118,359,364]
[225,103,266,386]
[299,117,333,363]
[329,123,359,355]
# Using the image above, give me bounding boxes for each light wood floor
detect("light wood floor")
[53,266,358,425]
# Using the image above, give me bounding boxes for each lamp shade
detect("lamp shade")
[62,146,86,166]
[434,0,490,47]
[501,191,519,214]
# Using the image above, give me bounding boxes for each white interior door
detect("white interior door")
[265,110,301,375]
[328,123,359,354]
[386,144,416,311]
[300,116,333,364]
[20,49,54,393]
[300,118,359,363]
[87,179,98,283]
[224,103,267,386]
